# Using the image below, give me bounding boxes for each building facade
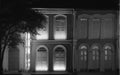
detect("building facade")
[3,8,119,75]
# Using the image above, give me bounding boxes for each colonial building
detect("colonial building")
[3,8,119,75]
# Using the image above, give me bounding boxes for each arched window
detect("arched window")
[54,14,67,40]
[91,44,100,61]
[53,45,66,71]
[35,45,48,71]
[91,44,99,60]
[103,43,113,61]
[36,15,49,40]
[79,44,88,61]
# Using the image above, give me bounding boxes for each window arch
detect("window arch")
[54,14,67,40]
[35,45,49,71]
[36,15,49,40]
[53,45,66,71]
[78,44,88,61]
[90,44,100,61]
[103,43,113,61]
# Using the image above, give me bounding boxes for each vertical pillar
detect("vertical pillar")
[25,32,31,71]
[73,10,76,72]
[49,15,54,40]
[119,9,120,72]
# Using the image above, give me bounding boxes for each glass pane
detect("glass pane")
[93,51,95,55]
[53,47,66,71]
[36,47,48,71]
[84,56,87,61]
[96,56,99,60]
[105,56,107,60]
[81,51,83,55]
[81,56,83,60]
[93,56,95,60]
[105,50,107,55]
[84,51,87,55]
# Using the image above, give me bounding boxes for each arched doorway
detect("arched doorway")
[35,45,48,71]
[8,47,19,71]
[53,45,66,71]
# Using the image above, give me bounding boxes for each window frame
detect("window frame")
[35,45,49,71]
[53,14,67,40]
[53,45,67,71]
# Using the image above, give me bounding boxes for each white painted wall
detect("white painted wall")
[18,44,25,71]
[3,47,8,71]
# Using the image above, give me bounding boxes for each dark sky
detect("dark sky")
[1,0,119,10]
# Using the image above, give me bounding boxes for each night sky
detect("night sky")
[1,0,119,10]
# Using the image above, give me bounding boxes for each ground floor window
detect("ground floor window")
[35,45,49,71]
[53,45,66,71]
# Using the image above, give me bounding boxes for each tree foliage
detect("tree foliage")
[0,1,46,72]
[0,2,46,46]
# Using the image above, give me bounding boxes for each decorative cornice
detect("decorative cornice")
[32,8,74,14]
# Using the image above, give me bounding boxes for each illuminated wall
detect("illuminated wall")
[36,15,49,40]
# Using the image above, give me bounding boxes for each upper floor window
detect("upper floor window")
[77,14,89,39]
[36,15,49,40]
[54,14,67,40]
